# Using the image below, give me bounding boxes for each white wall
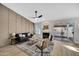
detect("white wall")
[74,18,79,44]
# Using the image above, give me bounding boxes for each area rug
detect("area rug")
[16,42,53,56]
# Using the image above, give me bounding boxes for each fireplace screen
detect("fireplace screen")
[43,33,49,39]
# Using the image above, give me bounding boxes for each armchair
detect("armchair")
[35,39,49,56]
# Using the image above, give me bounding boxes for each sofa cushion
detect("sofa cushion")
[19,34,23,37]
[22,33,28,37]
[22,34,25,37]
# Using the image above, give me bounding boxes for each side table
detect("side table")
[10,37,16,45]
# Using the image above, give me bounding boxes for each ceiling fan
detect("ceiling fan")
[29,11,43,19]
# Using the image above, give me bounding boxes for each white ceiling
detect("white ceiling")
[2,3,79,23]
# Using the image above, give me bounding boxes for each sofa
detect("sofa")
[15,33,33,43]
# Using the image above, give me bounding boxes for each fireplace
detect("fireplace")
[43,32,49,39]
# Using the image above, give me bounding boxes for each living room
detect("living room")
[0,3,79,56]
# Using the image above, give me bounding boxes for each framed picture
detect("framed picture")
[43,25,49,30]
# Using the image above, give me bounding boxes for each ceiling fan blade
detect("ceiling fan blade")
[38,15,43,18]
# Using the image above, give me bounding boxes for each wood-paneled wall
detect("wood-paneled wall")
[0,4,34,47]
